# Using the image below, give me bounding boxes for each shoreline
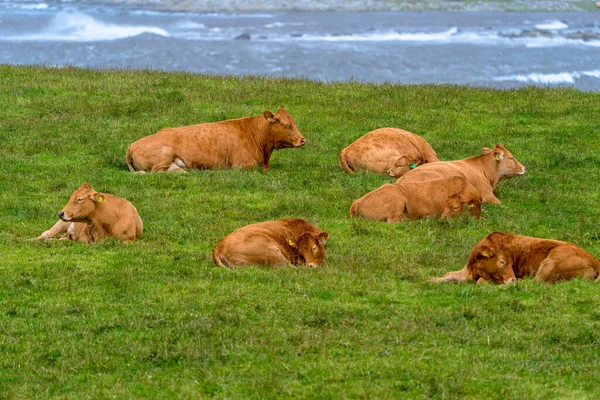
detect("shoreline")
[65,0,600,13]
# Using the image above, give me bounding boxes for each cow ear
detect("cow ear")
[317,232,329,245]
[80,182,91,190]
[492,151,503,161]
[481,147,492,154]
[480,247,494,258]
[495,143,506,150]
[90,192,104,203]
[288,239,298,249]
[263,110,276,123]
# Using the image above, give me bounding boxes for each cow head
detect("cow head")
[263,109,306,149]
[487,143,526,180]
[441,194,482,219]
[387,156,421,178]
[58,183,104,223]
[289,231,328,268]
[466,236,516,284]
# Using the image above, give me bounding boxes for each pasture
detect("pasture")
[1,65,599,398]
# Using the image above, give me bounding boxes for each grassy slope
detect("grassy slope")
[1,65,599,399]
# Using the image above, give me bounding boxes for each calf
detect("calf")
[397,143,526,204]
[339,128,439,177]
[431,232,600,284]
[126,109,305,172]
[30,183,143,243]
[349,176,482,223]
[212,219,329,268]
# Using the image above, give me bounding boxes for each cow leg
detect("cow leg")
[387,213,409,223]
[480,188,501,204]
[535,258,560,284]
[430,266,470,283]
[167,158,188,173]
[537,251,599,283]
[29,220,71,241]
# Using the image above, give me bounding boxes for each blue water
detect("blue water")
[1,1,599,90]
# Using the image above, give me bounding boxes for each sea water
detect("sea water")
[1,1,599,91]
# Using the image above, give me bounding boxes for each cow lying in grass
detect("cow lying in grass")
[397,143,525,204]
[339,128,439,178]
[30,183,143,243]
[213,219,328,268]
[431,232,600,284]
[126,109,306,172]
[350,176,481,223]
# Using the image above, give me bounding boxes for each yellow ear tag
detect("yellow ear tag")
[468,204,475,208]
[481,250,490,258]
[494,154,500,161]
[288,239,297,248]
[267,118,275,123]
[96,196,103,203]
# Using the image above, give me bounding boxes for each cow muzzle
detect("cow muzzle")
[58,211,71,221]
[296,137,307,147]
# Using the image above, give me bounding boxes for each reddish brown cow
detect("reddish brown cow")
[212,219,329,268]
[431,232,600,284]
[126,109,305,172]
[339,128,439,177]
[397,143,526,204]
[30,183,143,243]
[349,176,481,223]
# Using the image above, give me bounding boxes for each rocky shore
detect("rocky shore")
[64,0,599,13]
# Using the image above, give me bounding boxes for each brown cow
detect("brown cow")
[349,176,482,223]
[30,183,143,243]
[397,143,525,204]
[339,128,439,177]
[126,109,305,172]
[212,219,329,268]
[431,232,600,284]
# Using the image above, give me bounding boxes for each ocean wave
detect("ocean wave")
[5,11,169,41]
[534,20,568,30]
[494,70,600,84]
[297,27,459,42]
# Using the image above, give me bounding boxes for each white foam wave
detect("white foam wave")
[494,70,600,84]
[176,21,206,29]
[265,22,305,29]
[535,20,568,30]
[298,27,459,42]
[18,3,49,9]
[8,11,169,41]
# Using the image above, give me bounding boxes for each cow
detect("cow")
[29,183,143,243]
[339,128,439,177]
[430,232,600,284]
[126,109,306,172]
[212,219,329,269]
[396,143,525,204]
[349,176,482,223]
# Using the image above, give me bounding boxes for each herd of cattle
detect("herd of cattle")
[31,109,600,285]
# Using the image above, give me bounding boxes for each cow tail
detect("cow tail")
[212,246,232,269]
[349,200,359,218]
[125,146,136,173]
[339,148,355,174]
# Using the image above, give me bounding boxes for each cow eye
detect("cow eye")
[312,246,317,253]
[76,198,84,203]
[499,260,505,265]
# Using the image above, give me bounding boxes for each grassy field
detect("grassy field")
[1,65,600,399]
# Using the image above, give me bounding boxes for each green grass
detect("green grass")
[1,64,600,399]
